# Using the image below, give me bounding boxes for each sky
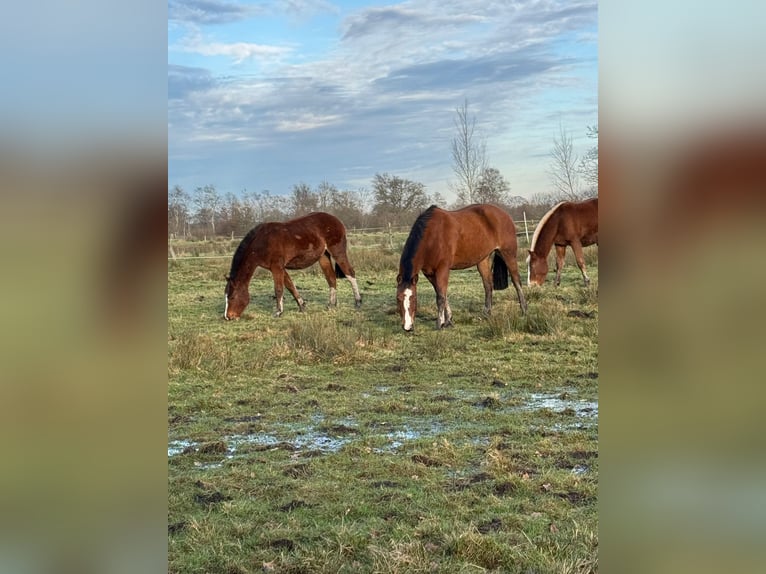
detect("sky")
[168,0,598,203]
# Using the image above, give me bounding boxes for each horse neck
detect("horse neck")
[399,250,423,286]
[531,211,559,256]
[229,240,260,290]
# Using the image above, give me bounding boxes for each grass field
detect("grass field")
[168,241,598,573]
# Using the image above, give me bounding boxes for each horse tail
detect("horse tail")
[492,252,509,290]
[334,261,346,279]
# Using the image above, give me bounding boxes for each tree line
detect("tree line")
[169,100,596,239]
[168,173,562,240]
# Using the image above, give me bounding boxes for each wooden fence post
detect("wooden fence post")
[523,211,530,245]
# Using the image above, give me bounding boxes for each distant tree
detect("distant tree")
[327,187,364,228]
[371,173,429,225]
[450,98,487,205]
[546,124,597,202]
[474,167,511,205]
[192,184,221,236]
[429,191,448,208]
[290,182,319,216]
[579,125,598,196]
[316,180,336,211]
[220,192,254,236]
[168,184,189,237]
[244,190,288,223]
[547,124,581,201]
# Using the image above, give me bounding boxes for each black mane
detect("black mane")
[399,205,437,284]
[228,224,262,282]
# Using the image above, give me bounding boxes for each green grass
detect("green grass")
[169,244,598,573]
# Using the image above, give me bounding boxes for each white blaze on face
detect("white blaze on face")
[224,294,229,319]
[402,288,413,330]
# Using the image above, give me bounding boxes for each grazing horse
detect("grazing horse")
[224,212,362,319]
[396,204,527,331]
[527,198,598,286]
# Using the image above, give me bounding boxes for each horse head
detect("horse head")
[224,275,249,320]
[396,274,418,332]
[527,250,548,286]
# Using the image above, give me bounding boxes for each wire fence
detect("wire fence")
[168,219,539,261]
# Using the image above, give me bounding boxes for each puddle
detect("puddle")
[169,391,598,463]
[168,440,194,457]
[523,392,598,418]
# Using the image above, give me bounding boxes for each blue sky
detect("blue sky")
[168,0,598,202]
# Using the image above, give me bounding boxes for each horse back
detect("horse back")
[556,199,598,246]
[260,212,348,268]
[441,204,517,269]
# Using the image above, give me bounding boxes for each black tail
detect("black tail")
[334,262,346,279]
[492,253,509,290]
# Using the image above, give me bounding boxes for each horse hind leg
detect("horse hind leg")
[477,257,494,315]
[498,249,527,315]
[329,248,362,308]
[317,253,338,307]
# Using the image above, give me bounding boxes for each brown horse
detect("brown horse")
[224,212,361,319]
[527,197,598,286]
[396,204,527,331]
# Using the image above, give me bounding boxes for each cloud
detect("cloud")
[168,0,257,25]
[342,6,483,40]
[192,41,290,64]
[168,64,216,99]
[374,47,566,93]
[174,27,292,64]
[275,113,342,132]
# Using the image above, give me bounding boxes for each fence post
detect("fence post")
[523,211,530,245]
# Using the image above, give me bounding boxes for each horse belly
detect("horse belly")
[285,244,324,269]
[451,245,493,270]
[581,231,598,247]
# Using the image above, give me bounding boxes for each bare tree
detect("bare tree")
[450,98,487,205]
[192,184,221,236]
[547,124,583,201]
[474,167,511,205]
[579,125,598,196]
[168,184,189,238]
[291,182,319,216]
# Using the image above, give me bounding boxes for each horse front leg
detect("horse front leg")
[554,245,567,286]
[282,270,306,312]
[431,271,452,329]
[271,268,286,317]
[435,292,453,329]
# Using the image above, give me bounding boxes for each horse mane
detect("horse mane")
[228,224,263,282]
[400,205,437,283]
[530,202,565,252]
